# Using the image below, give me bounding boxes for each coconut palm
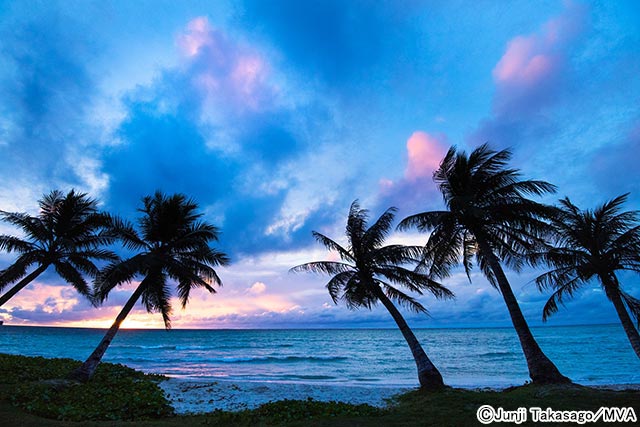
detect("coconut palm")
[291,201,453,390]
[69,192,229,382]
[398,144,570,384]
[0,190,117,307]
[531,194,640,359]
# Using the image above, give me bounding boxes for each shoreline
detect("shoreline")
[158,377,640,414]
[159,378,412,413]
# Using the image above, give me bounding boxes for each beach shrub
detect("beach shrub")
[0,354,75,386]
[202,398,386,425]
[1,353,173,421]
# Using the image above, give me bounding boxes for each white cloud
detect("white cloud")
[248,281,267,295]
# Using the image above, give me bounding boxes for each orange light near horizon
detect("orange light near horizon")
[1,280,306,329]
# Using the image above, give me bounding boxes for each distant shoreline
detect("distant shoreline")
[0,322,621,331]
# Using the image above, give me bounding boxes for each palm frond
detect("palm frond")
[54,261,90,297]
[380,281,428,314]
[325,271,356,304]
[541,276,582,321]
[477,253,499,289]
[0,256,39,290]
[0,235,37,253]
[620,290,640,328]
[397,211,450,232]
[311,232,354,262]
[341,274,376,311]
[65,255,101,278]
[163,257,218,308]
[94,255,145,303]
[372,244,425,266]
[346,200,368,252]
[108,216,146,250]
[68,248,120,264]
[140,271,172,329]
[290,261,354,275]
[376,265,454,300]
[408,214,462,280]
[363,207,396,249]
[0,211,49,242]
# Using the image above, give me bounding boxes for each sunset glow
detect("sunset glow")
[1,1,639,330]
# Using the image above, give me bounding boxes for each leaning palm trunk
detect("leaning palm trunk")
[375,287,445,390]
[0,264,49,307]
[607,286,640,359]
[69,285,145,382]
[478,239,570,384]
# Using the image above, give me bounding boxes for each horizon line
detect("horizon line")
[0,322,620,332]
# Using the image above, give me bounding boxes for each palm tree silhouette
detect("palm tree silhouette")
[398,144,570,384]
[291,201,453,390]
[70,192,229,382]
[0,190,116,307]
[531,194,640,359]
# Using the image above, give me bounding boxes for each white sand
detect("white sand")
[159,378,412,414]
[159,378,640,414]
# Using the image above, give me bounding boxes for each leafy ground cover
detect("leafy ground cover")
[1,353,638,426]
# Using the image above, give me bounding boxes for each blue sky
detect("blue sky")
[0,0,639,329]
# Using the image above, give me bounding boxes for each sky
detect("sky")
[0,0,639,330]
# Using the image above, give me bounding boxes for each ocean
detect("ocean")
[1,324,638,388]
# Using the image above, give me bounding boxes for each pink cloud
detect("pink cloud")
[376,131,448,212]
[177,17,213,57]
[493,36,557,87]
[469,2,587,145]
[176,17,276,112]
[491,2,586,115]
[405,131,448,181]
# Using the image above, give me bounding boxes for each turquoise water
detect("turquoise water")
[1,324,638,387]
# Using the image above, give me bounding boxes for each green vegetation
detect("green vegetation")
[1,354,639,426]
[0,354,172,421]
[198,399,385,426]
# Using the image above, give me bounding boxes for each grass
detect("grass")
[1,353,639,426]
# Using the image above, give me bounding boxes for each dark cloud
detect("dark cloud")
[0,12,99,184]
[240,0,422,89]
[98,18,340,257]
[590,120,640,201]
[103,98,235,216]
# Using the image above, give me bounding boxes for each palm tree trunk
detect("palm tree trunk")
[375,287,445,390]
[606,283,640,359]
[0,264,49,307]
[69,284,145,382]
[477,239,570,384]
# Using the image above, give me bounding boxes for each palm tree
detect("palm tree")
[398,144,570,384]
[531,194,640,359]
[0,190,116,307]
[69,192,230,382]
[291,201,453,390]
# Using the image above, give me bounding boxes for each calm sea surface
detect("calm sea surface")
[1,324,638,387]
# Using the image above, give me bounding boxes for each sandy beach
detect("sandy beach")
[159,378,412,414]
[159,378,640,414]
